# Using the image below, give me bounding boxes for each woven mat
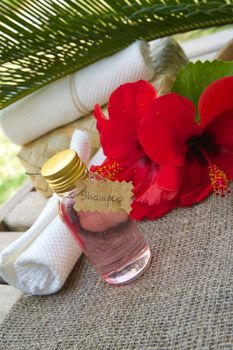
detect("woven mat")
[0,191,233,350]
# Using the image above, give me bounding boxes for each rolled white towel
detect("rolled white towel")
[70,129,91,164]
[0,41,154,145]
[88,147,105,166]
[0,130,95,295]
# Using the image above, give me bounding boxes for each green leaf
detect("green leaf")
[172,60,233,121]
[1,0,233,109]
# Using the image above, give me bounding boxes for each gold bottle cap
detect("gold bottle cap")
[41,149,88,194]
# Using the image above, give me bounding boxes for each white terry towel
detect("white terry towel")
[0,131,106,295]
[0,41,154,145]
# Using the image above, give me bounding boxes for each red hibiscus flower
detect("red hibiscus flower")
[91,80,179,220]
[138,76,233,207]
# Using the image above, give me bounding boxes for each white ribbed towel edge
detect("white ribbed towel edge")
[0,41,154,145]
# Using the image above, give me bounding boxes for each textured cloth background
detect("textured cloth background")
[0,190,232,349]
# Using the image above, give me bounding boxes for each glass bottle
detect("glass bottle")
[41,149,151,285]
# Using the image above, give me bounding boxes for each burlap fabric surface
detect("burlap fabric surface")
[0,191,232,350]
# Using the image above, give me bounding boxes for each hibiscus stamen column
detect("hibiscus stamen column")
[199,146,230,197]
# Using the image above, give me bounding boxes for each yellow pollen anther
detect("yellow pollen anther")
[94,161,122,181]
[209,164,230,197]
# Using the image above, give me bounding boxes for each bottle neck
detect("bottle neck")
[56,171,107,201]
[56,181,89,201]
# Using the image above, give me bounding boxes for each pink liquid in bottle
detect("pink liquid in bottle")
[60,198,151,285]
[41,149,151,285]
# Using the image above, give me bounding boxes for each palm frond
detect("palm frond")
[1,0,233,109]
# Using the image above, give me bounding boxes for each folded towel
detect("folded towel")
[0,41,154,145]
[0,131,105,295]
[17,113,100,198]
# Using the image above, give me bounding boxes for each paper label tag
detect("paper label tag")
[74,179,133,213]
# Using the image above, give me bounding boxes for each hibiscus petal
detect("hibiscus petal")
[94,80,156,162]
[155,165,183,191]
[138,93,201,166]
[94,105,144,162]
[199,76,233,127]
[136,165,180,210]
[131,197,177,220]
[211,148,233,180]
[108,80,157,132]
[94,104,113,155]
[138,182,178,206]
[178,157,212,207]
[205,108,233,152]
[91,157,177,221]
[128,158,158,198]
